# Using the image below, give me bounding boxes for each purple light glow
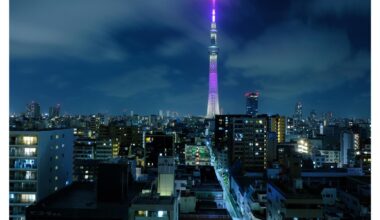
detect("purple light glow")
[207,0,220,118]
[212,1,216,22]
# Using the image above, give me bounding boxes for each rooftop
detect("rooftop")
[132,195,175,205]
[268,180,322,200]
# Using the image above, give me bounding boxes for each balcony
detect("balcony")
[10,136,38,145]
[10,182,37,192]
[9,193,36,204]
[10,171,37,181]
[10,159,37,169]
[10,147,37,158]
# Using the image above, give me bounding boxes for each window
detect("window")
[24,148,36,156]
[22,136,37,145]
[21,194,36,203]
[25,171,33,180]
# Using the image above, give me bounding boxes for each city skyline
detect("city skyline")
[10,0,371,118]
[6,1,374,219]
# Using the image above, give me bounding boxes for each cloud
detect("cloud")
[91,66,172,98]
[225,21,369,99]
[309,0,370,17]
[156,39,189,57]
[46,74,69,89]
[10,0,208,61]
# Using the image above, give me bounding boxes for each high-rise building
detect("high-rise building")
[245,91,259,116]
[340,131,358,167]
[9,129,74,219]
[215,114,269,171]
[26,101,41,119]
[143,133,174,168]
[206,0,220,118]
[49,104,61,118]
[73,138,113,182]
[294,102,302,121]
[269,114,286,143]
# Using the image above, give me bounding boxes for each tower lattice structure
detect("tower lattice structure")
[206,0,220,118]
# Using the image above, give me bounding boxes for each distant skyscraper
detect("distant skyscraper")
[49,104,60,118]
[245,91,259,116]
[206,0,220,118]
[294,101,303,121]
[26,101,41,119]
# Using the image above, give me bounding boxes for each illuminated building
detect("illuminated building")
[206,0,220,118]
[184,144,211,166]
[144,133,174,168]
[98,125,141,157]
[9,129,74,220]
[26,101,41,119]
[297,138,310,154]
[129,196,178,220]
[340,131,357,167]
[73,138,113,182]
[215,114,269,171]
[245,91,259,116]
[157,156,175,196]
[269,114,285,143]
[294,101,303,122]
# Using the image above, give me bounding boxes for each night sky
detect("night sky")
[10,0,371,118]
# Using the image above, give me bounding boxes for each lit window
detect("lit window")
[25,171,33,180]
[158,210,167,217]
[24,148,36,156]
[20,194,36,203]
[22,136,37,145]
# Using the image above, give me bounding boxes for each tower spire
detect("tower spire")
[206,0,220,118]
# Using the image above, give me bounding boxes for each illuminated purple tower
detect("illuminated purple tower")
[206,0,220,118]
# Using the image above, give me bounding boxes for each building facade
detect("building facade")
[9,129,74,220]
[245,92,259,116]
[215,115,269,171]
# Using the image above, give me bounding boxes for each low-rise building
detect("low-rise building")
[267,180,323,219]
